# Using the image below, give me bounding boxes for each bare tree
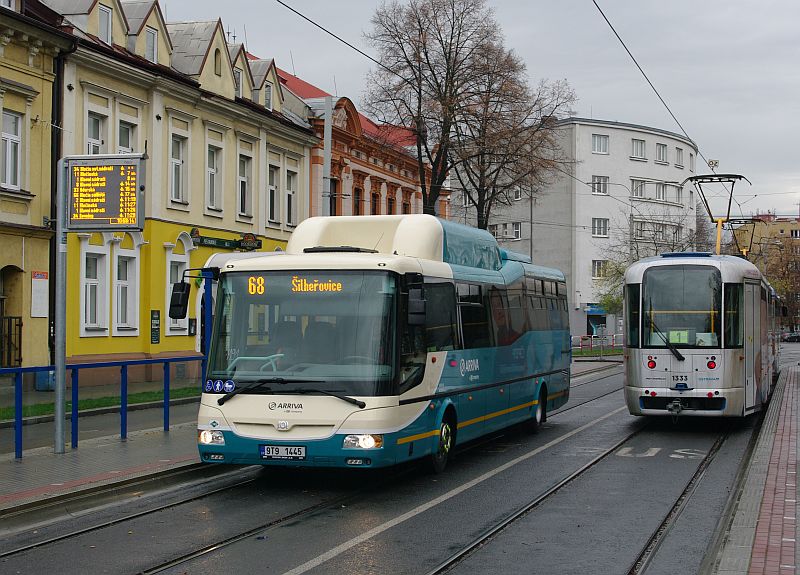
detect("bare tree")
[450,39,575,229]
[364,0,497,215]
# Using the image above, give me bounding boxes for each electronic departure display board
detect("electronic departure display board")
[67,155,145,231]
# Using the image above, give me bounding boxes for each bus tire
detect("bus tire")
[428,414,455,474]
[528,387,547,433]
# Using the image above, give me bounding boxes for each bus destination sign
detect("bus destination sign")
[67,155,145,231]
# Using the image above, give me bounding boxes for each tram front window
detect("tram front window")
[207,271,396,396]
[642,265,721,348]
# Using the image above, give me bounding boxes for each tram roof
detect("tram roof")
[624,252,763,284]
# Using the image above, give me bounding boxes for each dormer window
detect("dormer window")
[214,49,221,76]
[145,27,157,63]
[98,5,112,44]
[233,68,242,98]
[264,82,272,110]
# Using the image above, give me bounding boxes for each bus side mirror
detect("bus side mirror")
[408,287,426,326]
[169,282,191,320]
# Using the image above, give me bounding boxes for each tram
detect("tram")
[170,214,571,472]
[623,252,781,417]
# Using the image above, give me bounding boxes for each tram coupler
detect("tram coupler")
[667,399,683,419]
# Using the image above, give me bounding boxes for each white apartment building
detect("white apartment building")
[461,117,699,336]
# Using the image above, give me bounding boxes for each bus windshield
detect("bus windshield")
[207,270,396,396]
[642,265,721,348]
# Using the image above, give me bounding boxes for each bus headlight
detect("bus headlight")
[343,434,384,449]
[199,430,225,445]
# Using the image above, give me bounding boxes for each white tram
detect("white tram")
[623,253,781,417]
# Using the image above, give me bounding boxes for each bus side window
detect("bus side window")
[424,283,457,352]
[458,283,491,349]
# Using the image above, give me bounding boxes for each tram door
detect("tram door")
[744,282,759,412]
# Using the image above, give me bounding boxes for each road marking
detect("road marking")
[617,447,662,458]
[282,406,628,575]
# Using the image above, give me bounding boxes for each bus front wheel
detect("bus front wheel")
[428,416,454,474]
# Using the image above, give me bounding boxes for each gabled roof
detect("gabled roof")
[166,20,220,76]
[120,0,172,49]
[249,58,272,88]
[40,0,96,15]
[227,43,254,87]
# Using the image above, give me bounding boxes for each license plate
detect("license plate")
[260,445,306,460]
[671,375,689,382]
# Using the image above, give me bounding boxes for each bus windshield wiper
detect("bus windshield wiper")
[292,388,366,409]
[215,377,323,406]
[647,305,685,361]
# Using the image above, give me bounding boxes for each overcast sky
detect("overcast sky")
[164,0,800,218]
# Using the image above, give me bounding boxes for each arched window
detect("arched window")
[214,49,221,76]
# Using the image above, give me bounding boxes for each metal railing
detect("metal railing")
[571,334,624,357]
[0,355,204,460]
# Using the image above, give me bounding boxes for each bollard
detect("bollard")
[163,362,171,431]
[71,368,79,449]
[14,372,22,460]
[120,364,128,440]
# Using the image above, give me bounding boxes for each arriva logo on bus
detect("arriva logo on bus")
[460,358,480,377]
[269,402,304,410]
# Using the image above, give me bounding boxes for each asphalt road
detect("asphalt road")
[0,365,769,575]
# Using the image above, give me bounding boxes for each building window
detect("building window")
[118,121,135,153]
[634,221,645,238]
[353,188,362,215]
[238,154,251,216]
[145,26,157,62]
[630,178,645,198]
[655,183,666,201]
[689,189,694,208]
[268,165,280,223]
[264,82,272,110]
[591,175,609,195]
[1,110,21,189]
[387,196,395,215]
[207,145,221,210]
[214,49,221,76]
[514,187,522,200]
[689,152,695,172]
[0,0,13,8]
[87,113,105,154]
[170,135,187,203]
[675,147,684,167]
[233,68,242,98]
[98,5,112,44]
[792,230,800,239]
[592,217,609,237]
[654,223,665,241]
[115,255,137,330]
[591,260,608,279]
[656,143,668,163]
[592,134,608,154]
[84,254,101,326]
[512,222,521,239]
[488,224,497,238]
[371,192,380,215]
[675,185,682,204]
[168,259,187,331]
[462,190,470,207]
[631,138,646,159]
[286,169,297,225]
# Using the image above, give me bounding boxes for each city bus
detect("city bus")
[623,252,781,418]
[171,215,571,472]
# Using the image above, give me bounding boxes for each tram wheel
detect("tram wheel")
[428,416,454,474]
[528,387,547,433]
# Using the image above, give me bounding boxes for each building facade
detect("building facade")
[0,0,74,367]
[455,117,698,336]
[41,0,318,369]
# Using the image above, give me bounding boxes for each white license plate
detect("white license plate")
[260,445,306,460]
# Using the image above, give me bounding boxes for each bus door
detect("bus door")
[744,281,759,412]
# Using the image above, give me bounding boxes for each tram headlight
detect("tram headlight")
[343,434,384,449]
[199,430,225,445]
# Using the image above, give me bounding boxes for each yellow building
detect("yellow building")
[0,0,74,367]
[42,0,318,370]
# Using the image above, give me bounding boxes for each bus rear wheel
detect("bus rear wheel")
[428,416,454,474]
[528,387,547,433]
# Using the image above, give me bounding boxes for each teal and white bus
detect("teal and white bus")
[174,215,570,472]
